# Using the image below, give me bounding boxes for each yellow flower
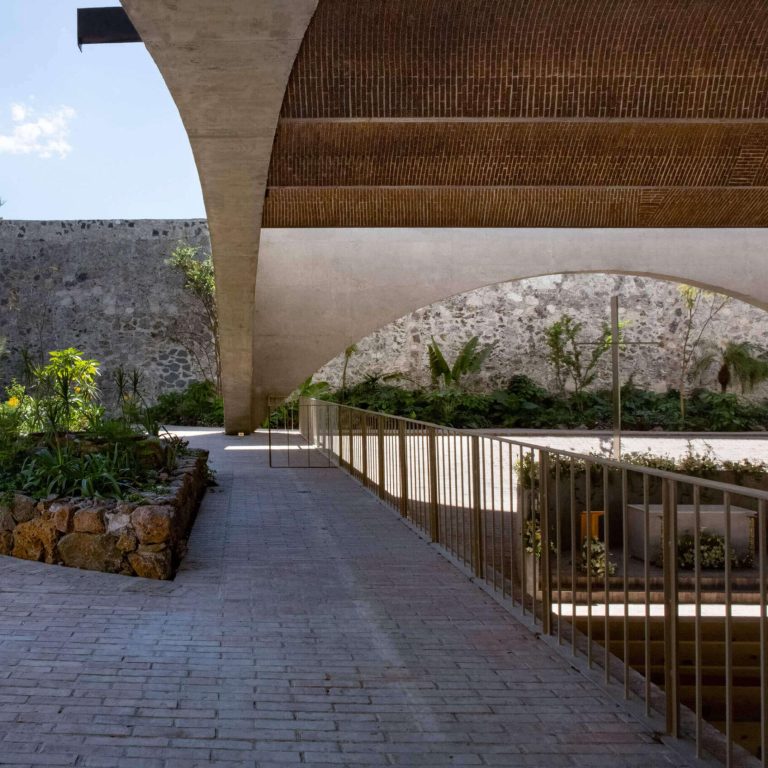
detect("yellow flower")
[6,396,20,408]
[74,386,82,393]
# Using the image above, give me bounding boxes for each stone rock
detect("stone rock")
[106,511,131,535]
[116,530,138,553]
[50,502,74,533]
[138,542,167,553]
[73,507,106,534]
[58,533,122,573]
[128,547,172,580]
[114,501,137,517]
[0,531,13,556]
[132,505,173,544]
[12,518,58,563]
[0,506,15,532]
[12,494,36,523]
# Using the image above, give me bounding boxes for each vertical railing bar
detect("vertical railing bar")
[693,485,703,760]
[439,431,446,548]
[570,457,577,657]
[540,451,552,635]
[724,490,733,768]
[361,414,368,486]
[448,434,461,558]
[463,436,469,567]
[348,409,355,478]
[500,441,507,600]
[491,440,498,592]
[530,447,537,621]
[643,473,651,716]
[621,468,629,699]
[481,439,488,581]
[428,427,439,543]
[759,498,767,768]
[603,464,611,685]
[586,459,593,668]
[520,445,527,617]
[377,415,385,500]
[555,457,562,644]
[397,420,408,518]
[471,435,483,579]
[663,478,680,738]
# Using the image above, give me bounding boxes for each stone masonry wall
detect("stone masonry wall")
[316,273,768,398]
[2,221,768,401]
[0,220,211,399]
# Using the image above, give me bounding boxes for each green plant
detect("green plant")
[18,442,137,499]
[150,380,224,427]
[693,340,768,394]
[23,348,102,433]
[167,243,220,393]
[675,285,730,425]
[544,315,622,397]
[427,336,492,390]
[339,344,357,400]
[265,376,332,428]
[580,537,616,577]
[676,530,745,570]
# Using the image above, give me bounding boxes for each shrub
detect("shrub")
[150,381,224,427]
[580,538,616,577]
[676,531,746,570]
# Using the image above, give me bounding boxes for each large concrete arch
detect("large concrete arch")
[119,0,319,433]
[251,227,768,420]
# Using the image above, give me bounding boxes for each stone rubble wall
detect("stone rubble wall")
[316,273,768,399]
[0,220,211,399]
[0,450,209,580]
[2,221,767,400]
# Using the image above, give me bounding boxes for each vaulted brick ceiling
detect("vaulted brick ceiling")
[263,0,768,227]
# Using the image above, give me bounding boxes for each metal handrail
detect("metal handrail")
[309,399,768,501]
[298,397,767,768]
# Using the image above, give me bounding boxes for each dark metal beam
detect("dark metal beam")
[77,7,141,49]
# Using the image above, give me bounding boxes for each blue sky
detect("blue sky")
[0,1,206,220]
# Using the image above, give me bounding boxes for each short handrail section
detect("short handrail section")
[299,398,767,768]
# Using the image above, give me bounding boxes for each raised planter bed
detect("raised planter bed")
[0,449,209,579]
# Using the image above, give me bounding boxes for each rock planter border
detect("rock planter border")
[0,450,209,579]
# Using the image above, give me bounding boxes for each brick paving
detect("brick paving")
[0,430,697,767]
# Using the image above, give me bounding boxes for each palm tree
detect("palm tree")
[695,341,768,393]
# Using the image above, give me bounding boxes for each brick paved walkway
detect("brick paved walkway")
[0,430,698,767]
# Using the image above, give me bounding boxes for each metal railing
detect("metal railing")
[299,398,767,767]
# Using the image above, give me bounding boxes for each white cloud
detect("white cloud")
[0,102,76,159]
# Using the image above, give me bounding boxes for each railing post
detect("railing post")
[377,415,386,499]
[428,427,440,543]
[398,420,409,517]
[662,478,680,737]
[539,451,552,635]
[337,406,345,467]
[361,415,369,486]
[471,435,484,578]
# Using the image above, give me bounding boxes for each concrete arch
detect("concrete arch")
[120,0,320,434]
[251,227,768,423]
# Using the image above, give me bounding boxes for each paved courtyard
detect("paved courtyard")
[0,430,698,767]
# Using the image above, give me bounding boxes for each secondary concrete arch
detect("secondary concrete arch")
[251,227,768,422]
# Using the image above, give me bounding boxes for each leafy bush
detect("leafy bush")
[676,530,745,570]
[149,381,224,427]
[580,538,616,577]
[326,374,768,433]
